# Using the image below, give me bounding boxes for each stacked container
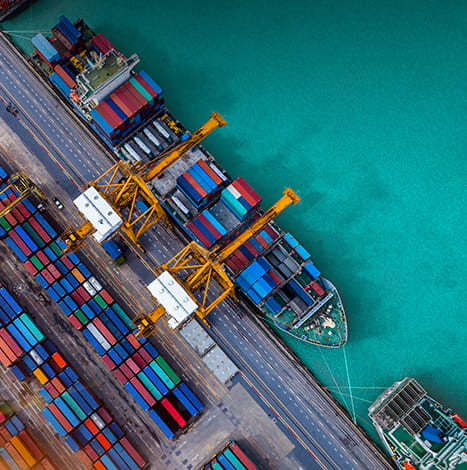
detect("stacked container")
[89,71,164,146]
[0,402,59,469]
[31,33,60,66]
[0,168,204,440]
[177,159,226,208]
[0,281,147,470]
[186,208,228,249]
[92,33,115,55]
[234,258,284,305]
[225,224,279,275]
[220,178,261,221]
[201,441,259,470]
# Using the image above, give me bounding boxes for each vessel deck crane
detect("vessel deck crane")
[134,188,300,335]
[0,174,45,218]
[62,112,226,251]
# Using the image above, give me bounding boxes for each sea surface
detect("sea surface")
[4,0,466,444]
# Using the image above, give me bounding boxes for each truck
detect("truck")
[102,240,125,266]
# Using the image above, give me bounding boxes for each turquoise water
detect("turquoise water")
[4,0,466,442]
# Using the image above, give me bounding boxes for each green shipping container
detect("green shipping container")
[129,78,152,103]
[22,222,46,248]
[19,313,45,342]
[155,356,180,386]
[0,218,12,232]
[111,303,134,329]
[49,241,63,257]
[136,371,163,401]
[30,255,44,271]
[149,360,174,390]
[224,449,247,470]
[221,190,247,218]
[74,309,89,326]
[61,391,87,421]
[211,462,223,470]
[94,294,107,310]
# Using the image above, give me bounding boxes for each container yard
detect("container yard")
[201,442,259,470]
[0,14,396,470]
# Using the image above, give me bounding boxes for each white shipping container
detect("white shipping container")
[90,413,106,430]
[227,185,242,199]
[86,323,111,351]
[83,281,97,297]
[30,350,43,365]
[88,276,103,292]
[134,136,151,155]
[143,128,162,149]
[171,195,190,215]
[153,121,171,140]
[209,162,227,181]
[123,143,141,162]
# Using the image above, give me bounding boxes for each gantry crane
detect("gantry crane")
[133,188,300,335]
[0,174,45,218]
[62,112,226,251]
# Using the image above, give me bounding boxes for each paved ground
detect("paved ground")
[0,29,394,470]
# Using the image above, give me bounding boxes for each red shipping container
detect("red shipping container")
[67,313,84,330]
[114,87,138,115]
[233,177,261,206]
[183,172,207,198]
[24,260,38,276]
[255,234,269,249]
[310,281,325,297]
[119,83,141,112]
[131,351,146,369]
[197,159,223,185]
[134,73,158,98]
[119,363,133,381]
[9,230,32,256]
[265,224,279,240]
[92,318,116,346]
[16,202,31,220]
[161,397,186,427]
[235,249,249,266]
[98,289,114,305]
[40,268,54,285]
[130,377,156,407]
[269,271,282,286]
[125,357,139,374]
[96,102,122,129]
[244,241,258,257]
[101,354,116,370]
[0,426,12,441]
[126,82,147,107]
[138,347,152,365]
[41,457,59,470]
[110,92,132,118]
[45,382,59,398]
[28,217,52,243]
[0,338,18,363]
[229,443,258,470]
[17,430,44,460]
[83,418,99,436]
[96,407,112,424]
[50,377,65,394]
[92,33,115,55]
[53,64,76,88]
[95,432,111,451]
[125,334,141,351]
[51,352,67,370]
[196,214,222,239]
[0,200,18,227]
[112,369,126,385]
[47,404,73,432]
[70,291,85,307]
[59,255,75,270]
[186,222,213,249]
[0,346,13,367]
[76,449,93,467]
[48,265,61,280]
[76,286,91,302]
[0,329,23,357]
[83,443,99,462]
[119,437,147,467]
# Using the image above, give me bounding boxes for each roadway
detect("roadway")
[0,30,394,469]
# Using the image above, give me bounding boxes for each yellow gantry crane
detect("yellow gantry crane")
[133,188,300,336]
[0,174,45,217]
[62,112,226,251]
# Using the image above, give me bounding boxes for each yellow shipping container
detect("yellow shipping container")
[10,435,37,467]
[32,368,48,385]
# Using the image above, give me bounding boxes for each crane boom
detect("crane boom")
[0,174,45,218]
[140,112,226,182]
[213,188,300,263]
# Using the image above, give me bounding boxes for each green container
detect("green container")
[211,462,224,470]
[61,391,87,421]
[130,77,152,102]
[22,222,45,248]
[137,371,163,400]
[74,309,89,326]
[223,449,247,470]
[30,255,44,271]
[221,190,247,218]
[0,218,11,232]
[94,294,107,310]
[149,360,174,390]
[155,356,180,386]
[49,241,63,257]
[111,303,134,329]
[19,313,45,341]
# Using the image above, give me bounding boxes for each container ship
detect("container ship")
[28,15,347,348]
[369,378,467,470]
[0,0,32,22]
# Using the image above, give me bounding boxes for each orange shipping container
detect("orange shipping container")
[76,449,92,467]
[10,435,38,467]
[93,461,107,470]
[33,368,49,385]
[51,352,67,370]
[71,267,85,284]
[17,430,43,460]
[50,377,65,394]
[4,442,28,470]
[95,432,111,451]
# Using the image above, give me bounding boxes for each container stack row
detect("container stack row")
[0,282,147,470]
[225,224,279,275]
[177,158,226,208]
[201,441,259,470]
[90,71,164,146]
[0,402,58,470]
[0,169,204,439]
[220,178,261,221]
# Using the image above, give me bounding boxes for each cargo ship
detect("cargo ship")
[369,378,467,470]
[28,15,347,348]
